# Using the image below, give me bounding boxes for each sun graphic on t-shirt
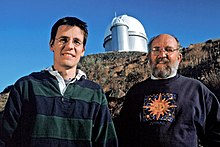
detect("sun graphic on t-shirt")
[145,93,173,120]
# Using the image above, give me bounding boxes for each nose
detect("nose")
[157,49,167,57]
[65,40,75,49]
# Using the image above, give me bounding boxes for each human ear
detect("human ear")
[49,40,54,52]
[178,52,182,62]
[81,47,85,57]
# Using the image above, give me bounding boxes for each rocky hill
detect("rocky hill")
[0,39,220,120]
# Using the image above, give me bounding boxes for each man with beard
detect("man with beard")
[118,34,220,147]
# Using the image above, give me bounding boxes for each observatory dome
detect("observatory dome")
[103,14,148,52]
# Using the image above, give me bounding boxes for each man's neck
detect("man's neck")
[151,72,177,80]
[53,66,76,81]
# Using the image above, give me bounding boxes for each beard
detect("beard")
[150,57,179,79]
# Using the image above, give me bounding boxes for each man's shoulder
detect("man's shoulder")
[178,75,213,94]
[126,78,151,95]
[76,78,103,90]
[15,71,51,85]
[131,78,151,89]
[178,75,203,85]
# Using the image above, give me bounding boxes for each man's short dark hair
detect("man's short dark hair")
[50,17,88,47]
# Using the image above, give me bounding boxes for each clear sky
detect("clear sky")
[0,0,220,92]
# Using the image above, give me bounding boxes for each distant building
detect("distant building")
[103,14,148,52]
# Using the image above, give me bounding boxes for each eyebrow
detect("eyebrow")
[57,36,82,41]
[152,45,175,48]
[56,36,68,39]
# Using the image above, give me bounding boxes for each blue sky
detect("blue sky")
[0,0,220,92]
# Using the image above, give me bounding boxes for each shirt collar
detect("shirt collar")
[44,66,87,82]
[150,71,177,80]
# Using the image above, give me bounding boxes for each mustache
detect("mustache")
[156,57,170,64]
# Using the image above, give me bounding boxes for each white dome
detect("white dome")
[104,14,147,39]
[103,14,148,52]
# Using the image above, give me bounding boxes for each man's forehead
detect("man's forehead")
[56,25,84,38]
[57,25,78,32]
[152,35,178,47]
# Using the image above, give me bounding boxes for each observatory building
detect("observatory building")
[103,14,148,52]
